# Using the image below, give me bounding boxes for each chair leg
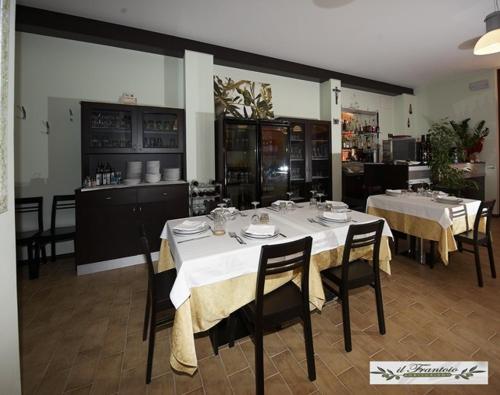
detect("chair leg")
[473,244,484,287]
[341,287,352,352]
[457,240,463,253]
[51,240,56,262]
[146,308,156,384]
[487,237,496,279]
[143,292,151,341]
[373,277,386,335]
[302,307,316,381]
[227,313,237,348]
[254,328,264,395]
[41,244,47,264]
[27,243,39,279]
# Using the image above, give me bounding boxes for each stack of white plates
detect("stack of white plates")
[172,220,208,235]
[126,161,143,182]
[123,178,141,186]
[241,225,279,239]
[145,160,161,183]
[163,168,181,181]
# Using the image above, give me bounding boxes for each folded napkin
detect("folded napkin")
[325,200,348,208]
[245,224,276,236]
[323,211,349,221]
[386,189,402,195]
[173,220,206,231]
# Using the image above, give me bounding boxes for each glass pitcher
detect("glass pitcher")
[212,208,227,236]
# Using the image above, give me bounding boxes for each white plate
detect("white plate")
[435,197,463,204]
[317,215,351,223]
[241,226,280,239]
[385,191,402,197]
[173,223,209,235]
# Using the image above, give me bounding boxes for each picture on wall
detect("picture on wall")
[0,0,11,214]
[214,76,274,119]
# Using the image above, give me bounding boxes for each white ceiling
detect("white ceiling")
[18,0,500,88]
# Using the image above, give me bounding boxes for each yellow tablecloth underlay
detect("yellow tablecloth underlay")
[366,206,484,264]
[158,237,391,375]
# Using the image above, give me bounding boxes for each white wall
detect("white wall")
[214,65,321,119]
[184,50,215,181]
[415,69,498,207]
[14,32,184,253]
[0,1,22,393]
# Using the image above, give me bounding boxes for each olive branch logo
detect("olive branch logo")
[371,367,400,381]
[454,366,485,380]
[371,365,485,381]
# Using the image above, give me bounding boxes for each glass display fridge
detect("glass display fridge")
[215,117,290,209]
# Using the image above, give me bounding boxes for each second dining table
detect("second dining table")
[366,192,482,265]
[157,204,394,375]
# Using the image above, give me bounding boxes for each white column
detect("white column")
[0,1,22,393]
[320,79,342,201]
[184,50,215,182]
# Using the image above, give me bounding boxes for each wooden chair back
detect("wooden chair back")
[255,236,313,319]
[340,220,384,282]
[51,195,76,231]
[15,196,44,233]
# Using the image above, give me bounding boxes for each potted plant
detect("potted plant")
[449,118,489,162]
[428,119,477,195]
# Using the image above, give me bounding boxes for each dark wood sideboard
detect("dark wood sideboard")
[75,183,188,266]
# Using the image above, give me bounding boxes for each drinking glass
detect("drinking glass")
[309,190,317,207]
[279,201,287,215]
[223,198,232,207]
[286,191,293,201]
[213,209,227,236]
[251,201,260,224]
[259,213,270,224]
[316,192,325,203]
[317,202,326,216]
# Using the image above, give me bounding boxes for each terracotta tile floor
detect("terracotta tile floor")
[18,220,500,394]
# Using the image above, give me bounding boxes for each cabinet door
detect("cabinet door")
[76,189,139,265]
[138,107,185,153]
[289,122,307,202]
[82,103,138,154]
[308,122,332,199]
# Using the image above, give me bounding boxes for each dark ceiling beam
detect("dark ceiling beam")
[16,5,413,96]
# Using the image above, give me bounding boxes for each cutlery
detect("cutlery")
[239,212,248,217]
[266,206,279,212]
[279,232,287,238]
[206,214,214,220]
[307,218,329,227]
[229,231,247,245]
[177,235,211,244]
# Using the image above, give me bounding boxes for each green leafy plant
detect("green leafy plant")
[449,118,489,161]
[214,76,274,119]
[428,119,477,193]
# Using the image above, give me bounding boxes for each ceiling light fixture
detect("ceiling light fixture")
[474,0,500,55]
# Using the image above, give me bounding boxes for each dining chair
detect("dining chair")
[321,220,385,352]
[38,195,76,262]
[453,200,496,287]
[140,227,177,384]
[15,197,45,279]
[239,236,315,395]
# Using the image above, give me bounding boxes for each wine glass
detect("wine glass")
[251,201,260,224]
[223,197,231,207]
[316,192,325,203]
[309,190,317,207]
[286,191,293,202]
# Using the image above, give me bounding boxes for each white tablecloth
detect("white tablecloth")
[366,194,481,229]
[161,207,393,309]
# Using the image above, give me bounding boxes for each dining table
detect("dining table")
[157,205,394,375]
[366,192,483,265]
